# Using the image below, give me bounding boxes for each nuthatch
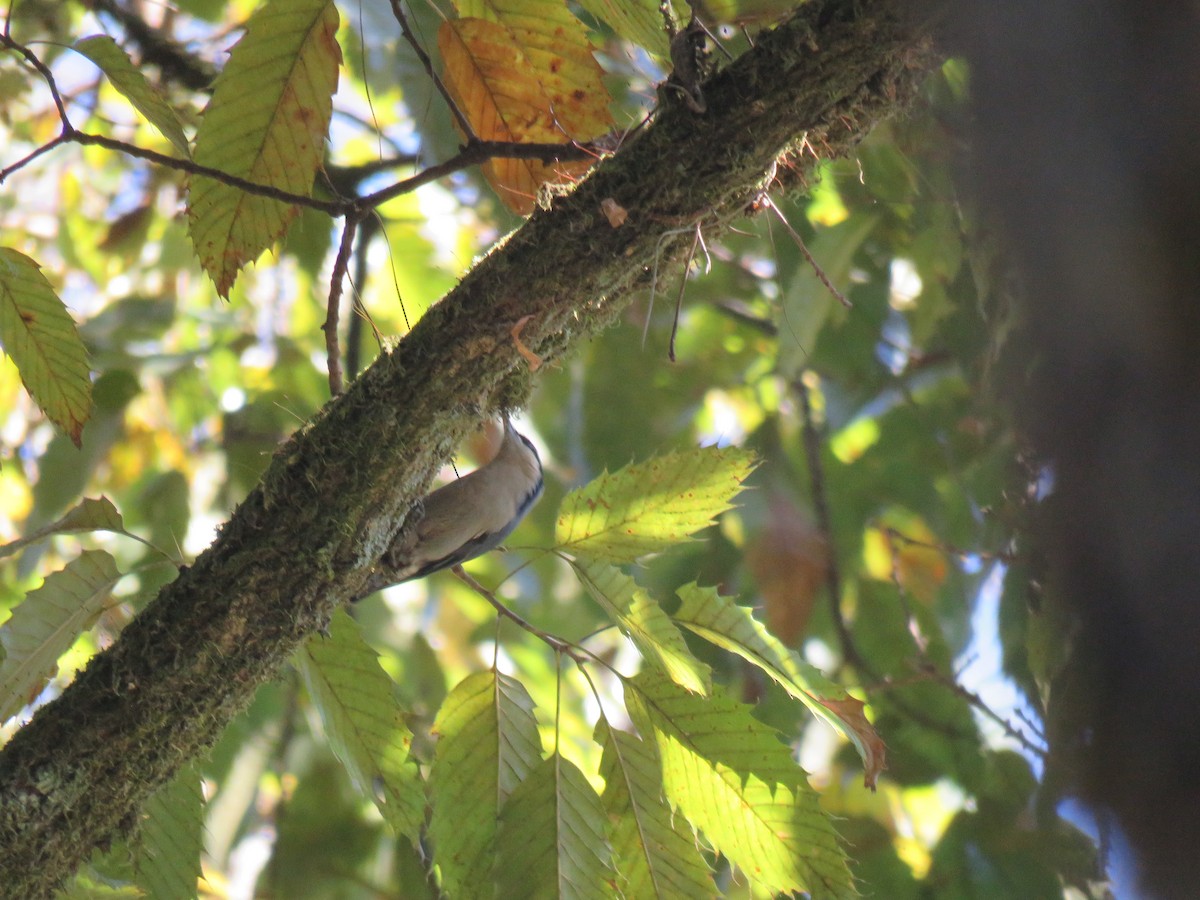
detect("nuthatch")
[360,418,544,595]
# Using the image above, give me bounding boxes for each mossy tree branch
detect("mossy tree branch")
[0,1,939,894]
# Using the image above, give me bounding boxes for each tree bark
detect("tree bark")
[958,3,1200,895]
[0,2,938,894]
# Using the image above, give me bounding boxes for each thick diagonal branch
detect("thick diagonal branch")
[0,2,937,894]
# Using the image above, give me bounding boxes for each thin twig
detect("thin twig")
[881,528,929,655]
[865,671,996,744]
[387,0,476,142]
[668,227,700,362]
[919,661,1048,757]
[375,216,412,333]
[346,215,381,379]
[795,379,959,744]
[0,35,596,213]
[1015,706,1048,743]
[452,566,585,661]
[0,33,346,210]
[90,0,217,91]
[765,195,852,308]
[75,130,347,212]
[796,375,865,669]
[0,133,71,181]
[710,298,778,335]
[0,32,70,121]
[795,379,1032,748]
[324,217,360,395]
[881,524,1018,565]
[358,139,597,208]
[643,221,704,348]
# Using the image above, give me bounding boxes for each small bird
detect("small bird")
[362,417,544,593]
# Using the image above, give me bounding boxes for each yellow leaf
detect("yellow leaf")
[0,249,92,445]
[438,15,612,214]
[864,514,949,604]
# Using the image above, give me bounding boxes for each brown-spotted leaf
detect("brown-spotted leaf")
[0,248,91,445]
[438,13,612,214]
[187,0,341,297]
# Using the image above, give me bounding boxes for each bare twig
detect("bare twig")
[358,139,597,208]
[765,195,852,309]
[865,671,995,744]
[387,0,476,142]
[324,217,360,395]
[75,130,348,212]
[796,375,865,669]
[90,0,217,91]
[880,528,930,655]
[346,215,382,380]
[452,566,585,662]
[643,220,705,347]
[880,524,1018,566]
[0,36,598,213]
[0,33,350,209]
[709,298,778,335]
[668,227,701,361]
[0,30,70,121]
[1015,706,1048,743]
[0,132,71,180]
[796,379,1042,755]
[918,661,1048,757]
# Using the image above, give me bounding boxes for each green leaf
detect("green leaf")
[575,0,669,58]
[573,559,710,695]
[429,670,543,899]
[0,550,122,723]
[555,446,756,563]
[673,582,886,787]
[596,720,715,899]
[776,213,877,381]
[59,846,142,900]
[625,671,852,899]
[187,0,341,297]
[495,752,617,899]
[135,763,204,900]
[73,35,191,156]
[294,609,424,840]
[0,248,92,445]
[0,496,123,561]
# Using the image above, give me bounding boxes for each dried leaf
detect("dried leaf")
[438,13,612,213]
[600,197,628,227]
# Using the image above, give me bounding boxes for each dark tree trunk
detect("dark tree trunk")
[958,3,1200,896]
